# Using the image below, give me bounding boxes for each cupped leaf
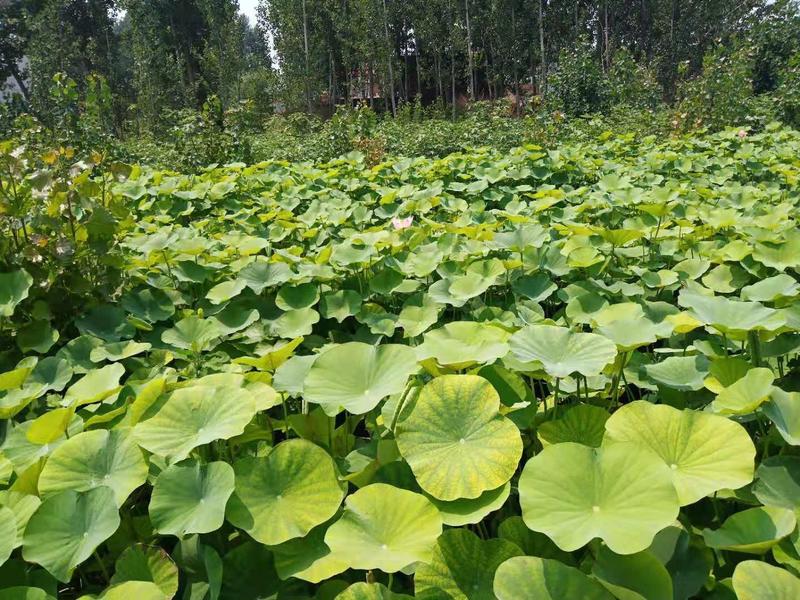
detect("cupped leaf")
[712,367,774,415]
[38,429,148,506]
[416,322,511,369]
[518,442,679,554]
[415,529,522,600]
[732,560,800,599]
[110,544,179,598]
[134,384,257,462]
[0,270,33,317]
[63,363,125,407]
[603,401,755,505]
[509,325,617,378]
[150,460,235,536]
[428,483,511,527]
[763,389,800,445]
[538,403,609,447]
[396,375,522,501]
[22,488,120,582]
[703,506,796,554]
[271,521,348,583]
[493,556,613,600]
[226,439,345,545]
[303,342,418,415]
[753,456,800,510]
[324,483,442,573]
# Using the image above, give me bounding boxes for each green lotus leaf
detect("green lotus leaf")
[276,282,319,310]
[335,583,412,600]
[741,274,800,302]
[206,279,246,305]
[120,288,175,324]
[416,322,510,369]
[0,491,40,544]
[27,357,72,393]
[161,316,221,353]
[324,483,442,573]
[90,341,152,363]
[149,460,234,536]
[271,521,348,583]
[415,529,522,600]
[509,324,617,378]
[270,307,320,338]
[596,316,673,351]
[518,442,679,553]
[753,457,800,510]
[644,355,709,391]
[428,483,511,526]
[0,416,81,473]
[220,541,279,600]
[762,389,800,445]
[512,273,557,302]
[75,306,135,342]
[604,401,755,505]
[703,506,796,554]
[497,516,575,564]
[397,294,440,338]
[395,375,522,501]
[38,429,148,506]
[538,403,609,447]
[320,290,362,323]
[226,439,345,545]
[63,363,125,407]
[356,303,398,336]
[98,581,165,600]
[56,335,105,374]
[591,545,673,600]
[678,289,785,336]
[16,321,59,354]
[0,588,52,600]
[0,270,33,317]
[110,544,179,598]
[273,354,316,396]
[701,264,749,294]
[133,385,257,461]
[22,488,120,582]
[303,342,418,415]
[493,556,613,600]
[712,367,774,414]
[733,560,800,599]
[0,506,16,565]
[238,260,293,293]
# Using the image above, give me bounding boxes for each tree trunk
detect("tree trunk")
[414,34,422,101]
[382,0,397,116]
[465,0,474,101]
[302,0,312,112]
[538,0,546,95]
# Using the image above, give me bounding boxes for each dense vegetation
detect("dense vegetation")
[2,121,800,598]
[3,1,800,599]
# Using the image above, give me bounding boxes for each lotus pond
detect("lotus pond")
[2,125,800,599]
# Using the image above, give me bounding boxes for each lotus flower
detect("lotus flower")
[738,130,748,139]
[392,216,413,230]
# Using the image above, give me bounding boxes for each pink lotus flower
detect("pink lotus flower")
[737,130,748,139]
[392,216,413,230]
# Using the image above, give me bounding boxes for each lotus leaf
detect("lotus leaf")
[493,556,613,600]
[703,506,796,554]
[733,560,800,599]
[509,325,617,378]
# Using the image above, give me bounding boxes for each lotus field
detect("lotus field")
[3,125,800,599]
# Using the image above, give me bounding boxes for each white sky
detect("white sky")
[239,0,259,25]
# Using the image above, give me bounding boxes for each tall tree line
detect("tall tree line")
[260,0,778,112]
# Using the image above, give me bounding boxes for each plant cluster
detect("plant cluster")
[1,125,800,598]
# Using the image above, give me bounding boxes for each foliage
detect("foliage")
[2,123,800,597]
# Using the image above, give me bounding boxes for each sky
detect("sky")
[239,0,259,25]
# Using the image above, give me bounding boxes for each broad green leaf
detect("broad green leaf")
[38,429,148,506]
[763,389,800,445]
[0,506,16,566]
[592,545,673,600]
[0,270,33,317]
[416,322,511,369]
[643,356,709,391]
[493,556,613,600]
[538,404,609,447]
[133,385,257,461]
[149,460,234,536]
[303,342,418,415]
[712,367,774,415]
[604,401,755,505]
[753,456,800,510]
[16,321,59,354]
[428,483,511,526]
[518,442,679,554]
[415,529,522,600]
[206,279,246,304]
[226,439,345,545]
[63,363,125,407]
[110,544,179,598]
[335,583,412,600]
[98,581,165,600]
[324,484,442,572]
[22,488,121,582]
[703,506,796,554]
[271,521,348,583]
[396,374,522,501]
[509,325,617,378]
[733,560,800,599]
